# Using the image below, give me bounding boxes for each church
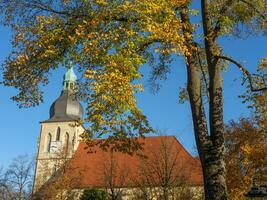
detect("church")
[32,63,203,200]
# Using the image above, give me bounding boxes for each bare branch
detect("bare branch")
[216,55,267,92]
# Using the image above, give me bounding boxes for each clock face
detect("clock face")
[50,141,62,154]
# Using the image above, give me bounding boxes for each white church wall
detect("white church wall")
[52,186,204,200]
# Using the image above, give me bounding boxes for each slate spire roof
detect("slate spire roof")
[44,63,83,122]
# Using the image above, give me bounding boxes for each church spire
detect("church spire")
[45,58,83,122]
[62,59,77,92]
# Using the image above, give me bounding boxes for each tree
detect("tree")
[101,150,129,200]
[33,147,83,200]
[133,136,201,200]
[0,1,267,199]
[0,166,12,200]
[0,154,33,200]
[224,117,267,200]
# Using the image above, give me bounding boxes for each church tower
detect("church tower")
[33,62,84,192]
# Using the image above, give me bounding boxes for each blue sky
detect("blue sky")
[0,20,266,168]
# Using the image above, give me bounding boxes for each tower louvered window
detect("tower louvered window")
[56,127,61,141]
[65,132,69,154]
[47,133,52,153]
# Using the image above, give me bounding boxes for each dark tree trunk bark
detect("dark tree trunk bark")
[187,49,228,200]
[180,5,228,199]
[201,145,228,200]
[201,0,228,198]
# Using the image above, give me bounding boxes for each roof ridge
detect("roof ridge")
[172,136,194,159]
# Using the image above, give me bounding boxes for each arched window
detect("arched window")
[56,127,61,141]
[47,133,52,153]
[65,132,69,154]
[72,133,76,149]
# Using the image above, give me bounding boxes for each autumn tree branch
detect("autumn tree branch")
[212,0,266,40]
[216,55,267,92]
[28,2,72,16]
[212,0,234,40]
[239,0,266,19]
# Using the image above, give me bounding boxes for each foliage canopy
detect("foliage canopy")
[1,0,266,143]
[225,117,267,200]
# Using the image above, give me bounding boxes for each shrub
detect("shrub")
[80,189,108,200]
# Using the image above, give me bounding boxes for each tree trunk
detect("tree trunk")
[186,49,228,200]
[180,7,228,200]
[201,145,228,200]
[201,0,228,198]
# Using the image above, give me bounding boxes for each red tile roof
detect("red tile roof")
[63,136,203,188]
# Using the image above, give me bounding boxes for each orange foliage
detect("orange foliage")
[225,118,267,200]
